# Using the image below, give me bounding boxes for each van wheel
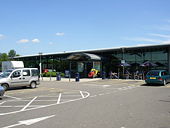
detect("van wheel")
[30,82,36,89]
[2,84,8,91]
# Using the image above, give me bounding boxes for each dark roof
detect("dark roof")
[67,53,101,61]
[14,43,170,59]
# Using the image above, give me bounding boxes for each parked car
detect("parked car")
[0,86,5,99]
[145,70,170,85]
[0,68,40,90]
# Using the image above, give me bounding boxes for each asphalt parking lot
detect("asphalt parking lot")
[0,79,170,128]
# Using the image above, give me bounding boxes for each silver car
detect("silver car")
[0,68,40,90]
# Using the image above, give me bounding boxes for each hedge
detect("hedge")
[42,72,65,77]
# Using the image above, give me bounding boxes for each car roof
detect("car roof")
[12,68,38,70]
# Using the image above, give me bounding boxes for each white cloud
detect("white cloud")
[17,39,29,44]
[156,25,170,31]
[49,42,54,45]
[126,37,162,43]
[0,34,5,40]
[56,32,64,36]
[136,43,154,46]
[149,33,170,38]
[161,40,170,44]
[32,38,40,43]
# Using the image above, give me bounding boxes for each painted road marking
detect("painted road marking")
[3,115,55,128]
[0,91,90,116]
[21,97,37,111]
[89,85,139,98]
[4,95,22,100]
[0,101,6,105]
[80,91,85,98]
[57,93,61,104]
[102,85,112,87]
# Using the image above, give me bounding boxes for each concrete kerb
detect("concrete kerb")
[40,77,144,83]
[40,77,102,82]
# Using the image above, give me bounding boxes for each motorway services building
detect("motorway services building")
[14,44,170,78]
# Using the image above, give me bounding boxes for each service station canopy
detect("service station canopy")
[67,53,101,61]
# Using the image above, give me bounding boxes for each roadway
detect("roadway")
[0,79,170,128]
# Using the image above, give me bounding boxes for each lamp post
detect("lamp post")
[39,52,43,79]
[122,48,125,78]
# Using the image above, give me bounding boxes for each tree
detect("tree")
[0,53,8,61]
[8,49,16,58]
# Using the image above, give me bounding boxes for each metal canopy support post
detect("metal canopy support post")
[69,61,71,82]
[168,48,170,73]
[39,52,43,80]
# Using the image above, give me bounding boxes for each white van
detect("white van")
[0,68,40,90]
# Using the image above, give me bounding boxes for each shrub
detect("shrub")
[42,72,65,77]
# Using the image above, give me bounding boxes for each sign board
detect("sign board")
[121,60,125,64]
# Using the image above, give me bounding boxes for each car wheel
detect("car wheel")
[2,84,8,91]
[30,82,36,89]
[163,79,167,86]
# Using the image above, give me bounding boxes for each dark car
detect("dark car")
[0,86,5,99]
[145,70,170,85]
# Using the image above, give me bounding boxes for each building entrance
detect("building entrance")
[67,53,102,78]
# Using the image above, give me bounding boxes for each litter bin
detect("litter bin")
[0,86,5,100]
[56,73,61,81]
[75,73,80,82]
[102,71,106,79]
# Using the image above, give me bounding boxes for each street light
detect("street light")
[39,52,43,79]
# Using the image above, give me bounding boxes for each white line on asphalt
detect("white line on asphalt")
[0,91,90,116]
[0,101,6,105]
[98,93,105,96]
[57,93,61,104]
[3,115,55,128]
[102,85,112,87]
[0,105,49,108]
[4,95,22,100]
[80,91,85,98]
[21,97,37,111]
[90,95,97,98]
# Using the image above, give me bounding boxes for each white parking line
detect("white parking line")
[57,93,61,104]
[4,95,22,100]
[21,97,37,111]
[0,101,6,105]
[0,91,90,116]
[80,91,85,98]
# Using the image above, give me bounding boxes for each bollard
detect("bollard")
[75,73,80,82]
[56,72,61,81]
[102,71,106,80]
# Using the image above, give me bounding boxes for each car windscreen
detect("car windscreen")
[147,71,159,76]
[0,70,13,78]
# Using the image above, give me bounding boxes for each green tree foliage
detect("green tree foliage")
[8,49,16,58]
[0,53,8,61]
[0,49,19,61]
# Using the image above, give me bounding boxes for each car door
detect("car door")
[165,71,170,82]
[162,71,170,82]
[22,69,31,86]
[10,70,23,87]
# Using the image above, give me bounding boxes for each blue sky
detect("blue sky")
[0,0,170,55]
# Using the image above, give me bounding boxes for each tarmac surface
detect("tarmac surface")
[0,78,170,128]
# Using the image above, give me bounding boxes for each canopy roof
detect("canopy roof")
[67,53,101,61]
